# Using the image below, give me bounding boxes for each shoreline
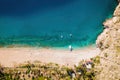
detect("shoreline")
[0,46,100,67]
[0,43,96,50]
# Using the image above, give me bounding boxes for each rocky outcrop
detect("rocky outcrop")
[118,0,120,3]
[96,3,120,80]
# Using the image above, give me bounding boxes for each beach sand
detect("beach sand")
[0,46,100,67]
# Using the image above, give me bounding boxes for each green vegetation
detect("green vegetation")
[104,53,108,57]
[115,46,120,53]
[0,58,99,80]
[91,56,100,65]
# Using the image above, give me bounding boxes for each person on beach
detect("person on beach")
[69,45,73,51]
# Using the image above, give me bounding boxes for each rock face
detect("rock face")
[96,3,120,80]
[118,0,120,3]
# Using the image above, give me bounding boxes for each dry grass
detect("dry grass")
[0,58,98,80]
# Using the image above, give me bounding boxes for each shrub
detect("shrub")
[0,60,97,80]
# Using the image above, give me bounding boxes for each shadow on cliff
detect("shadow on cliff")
[0,0,78,17]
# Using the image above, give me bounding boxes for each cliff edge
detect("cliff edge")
[96,2,120,80]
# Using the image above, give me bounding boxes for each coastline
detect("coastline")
[0,46,100,67]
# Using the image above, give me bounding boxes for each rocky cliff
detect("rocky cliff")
[96,2,120,80]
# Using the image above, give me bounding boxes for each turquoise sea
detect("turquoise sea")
[0,0,117,48]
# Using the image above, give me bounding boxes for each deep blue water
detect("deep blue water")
[0,0,117,47]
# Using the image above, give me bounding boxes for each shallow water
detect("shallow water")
[0,0,117,48]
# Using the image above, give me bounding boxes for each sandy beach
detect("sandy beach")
[0,46,100,67]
